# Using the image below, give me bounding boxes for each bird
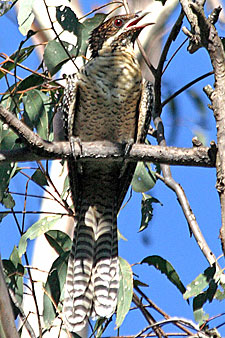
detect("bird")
[59,12,155,332]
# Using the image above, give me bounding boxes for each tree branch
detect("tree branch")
[0,257,19,338]
[0,142,216,167]
[0,105,217,167]
[9,288,36,338]
[151,1,219,268]
[180,0,225,255]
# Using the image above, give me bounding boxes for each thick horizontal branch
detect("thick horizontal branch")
[0,140,216,167]
[0,104,216,167]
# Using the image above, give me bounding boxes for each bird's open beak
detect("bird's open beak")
[126,12,154,30]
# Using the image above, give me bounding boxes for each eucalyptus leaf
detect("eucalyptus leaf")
[184,265,216,300]
[56,6,83,36]
[44,40,78,76]
[2,247,24,318]
[61,175,70,199]
[43,251,69,328]
[23,89,53,140]
[17,0,35,35]
[31,169,48,187]
[93,318,106,338]
[132,162,156,193]
[1,192,15,209]
[18,215,62,257]
[142,255,186,295]
[116,257,133,328]
[45,230,72,255]
[0,46,35,80]
[215,283,225,301]
[133,279,149,288]
[0,163,17,202]
[17,73,45,92]
[139,193,161,232]
[79,13,107,56]
[193,293,209,325]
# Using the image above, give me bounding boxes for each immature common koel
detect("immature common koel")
[58,12,154,332]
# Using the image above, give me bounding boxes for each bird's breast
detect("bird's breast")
[73,53,142,143]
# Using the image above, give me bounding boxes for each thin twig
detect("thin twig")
[10,210,43,337]
[134,285,193,336]
[162,71,214,107]
[153,115,219,267]
[0,210,70,216]
[133,292,167,338]
[43,0,79,71]
[79,1,123,20]
[162,38,188,74]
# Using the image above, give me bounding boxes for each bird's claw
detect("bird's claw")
[70,136,83,160]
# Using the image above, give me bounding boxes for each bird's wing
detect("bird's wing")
[116,80,154,212]
[59,74,82,210]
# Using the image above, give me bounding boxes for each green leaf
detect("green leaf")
[0,46,35,80]
[184,265,216,300]
[45,230,72,255]
[61,175,70,199]
[0,122,20,200]
[133,279,149,288]
[56,6,83,36]
[23,89,53,140]
[0,212,8,223]
[17,0,35,35]
[18,215,62,257]
[31,169,48,186]
[1,192,15,209]
[141,255,186,295]
[3,247,24,318]
[215,283,225,301]
[0,163,17,202]
[93,318,106,338]
[43,251,69,328]
[0,122,20,150]
[79,13,107,56]
[131,162,156,192]
[116,257,133,328]
[189,271,218,325]
[43,40,78,76]
[139,193,161,232]
[193,293,209,325]
[17,73,45,92]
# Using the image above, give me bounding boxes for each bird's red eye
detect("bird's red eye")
[113,18,124,28]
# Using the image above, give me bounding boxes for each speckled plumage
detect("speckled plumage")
[60,13,154,332]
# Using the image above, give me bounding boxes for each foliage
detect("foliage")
[0,1,225,338]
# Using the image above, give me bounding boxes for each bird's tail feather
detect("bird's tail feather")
[63,203,119,332]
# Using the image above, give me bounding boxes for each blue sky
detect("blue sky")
[1,2,225,336]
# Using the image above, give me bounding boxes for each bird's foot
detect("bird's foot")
[123,138,134,158]
[69,136,83,160]
[119,138,134,178]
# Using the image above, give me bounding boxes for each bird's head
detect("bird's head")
[89,12,153,58]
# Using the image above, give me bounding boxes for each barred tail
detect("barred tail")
[63,203,119,332]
